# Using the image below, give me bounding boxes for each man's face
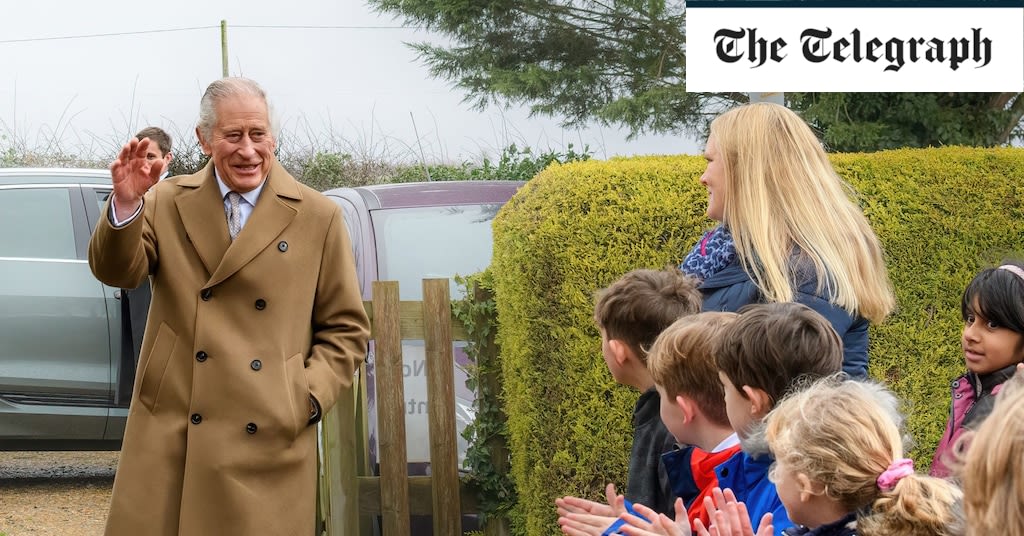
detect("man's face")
[142,141,172,174]
[198,94,276,193]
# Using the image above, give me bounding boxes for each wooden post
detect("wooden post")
[373,281,411,535]
[220,20,229,77]
[423,279,461,534]
[318,281,484,535]
[321,384,359,535]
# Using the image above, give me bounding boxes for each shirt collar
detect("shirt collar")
[712,432,740,453]
[214,168,266,206]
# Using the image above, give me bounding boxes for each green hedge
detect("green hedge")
[490,147,1024,534]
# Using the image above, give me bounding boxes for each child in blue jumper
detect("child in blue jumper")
[621,378,964,536]
[618,302,846,536]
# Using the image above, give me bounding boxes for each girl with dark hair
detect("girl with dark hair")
[930,261,1024,477]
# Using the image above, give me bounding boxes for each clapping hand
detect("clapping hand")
[556,483,627,535]
[696,488,773,536]
[110,137,165,221]
[619,497,692,536]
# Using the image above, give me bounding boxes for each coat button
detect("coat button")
[190,413,202,425]
[255,299,266,310]
[246,422,258,434]
[200,289,212,301]
[196,351,208,362]
[250,359,262,371]
[278,241,288,252]
[720,467,729,477]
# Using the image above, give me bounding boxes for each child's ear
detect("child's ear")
[741,385,773,417]
[796,472,824,503]
[674,394,697,424]
[607,339,630,366]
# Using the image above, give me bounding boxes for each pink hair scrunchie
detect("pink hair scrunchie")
[877,458,914,491]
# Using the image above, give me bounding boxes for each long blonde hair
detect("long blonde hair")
[766,377,963,536]
[962,374,1024,536]
[710,103,894,323]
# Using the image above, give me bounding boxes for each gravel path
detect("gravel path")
[0,452,118,536]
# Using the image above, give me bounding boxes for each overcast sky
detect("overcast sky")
[0,0,699,163]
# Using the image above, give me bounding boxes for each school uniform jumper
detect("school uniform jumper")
[626,387,680,515]
[715,450,793,536]
[662,443,742,528]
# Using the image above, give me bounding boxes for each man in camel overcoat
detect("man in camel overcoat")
[89,77,369,536]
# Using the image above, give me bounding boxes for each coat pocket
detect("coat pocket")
[137,322,177,412]
[285,352,312,438]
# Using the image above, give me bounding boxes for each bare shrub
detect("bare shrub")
[0,116,589,188]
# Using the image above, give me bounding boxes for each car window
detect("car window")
[0,187,77,259]
[94,189,111,213]
[371,204,501,300]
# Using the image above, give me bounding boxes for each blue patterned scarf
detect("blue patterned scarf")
[680,225,736,281]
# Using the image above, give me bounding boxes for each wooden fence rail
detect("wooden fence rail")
[318,278,505,536]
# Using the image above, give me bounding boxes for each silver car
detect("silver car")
[0,168,131,450]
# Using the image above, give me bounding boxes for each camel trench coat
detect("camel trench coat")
[88,162,369,536]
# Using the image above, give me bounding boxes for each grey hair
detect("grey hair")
[196,77,278,140]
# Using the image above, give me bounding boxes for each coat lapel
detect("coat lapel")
[175,164,230,277]
[206,161,301,288]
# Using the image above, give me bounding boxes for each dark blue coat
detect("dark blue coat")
[783,512,858,536]
[625,388,679,515]
[698,260,869,378]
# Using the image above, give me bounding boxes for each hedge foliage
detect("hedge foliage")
[490,147,1024,534]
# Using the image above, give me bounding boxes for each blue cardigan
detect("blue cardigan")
[697,260,869,378]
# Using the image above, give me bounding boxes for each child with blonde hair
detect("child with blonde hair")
[764,377,962,536]
[930,261,1024,477]
[619,377,964,536]
[961,373,1024,536]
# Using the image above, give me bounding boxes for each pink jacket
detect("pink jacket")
[929,364,1015,478]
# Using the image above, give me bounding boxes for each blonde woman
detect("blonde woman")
[680,103,894,377]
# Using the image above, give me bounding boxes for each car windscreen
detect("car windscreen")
[370,203,502,300]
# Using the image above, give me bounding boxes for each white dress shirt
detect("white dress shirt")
[214,169,264,232]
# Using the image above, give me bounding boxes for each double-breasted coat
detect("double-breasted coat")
[88,161,370,536]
